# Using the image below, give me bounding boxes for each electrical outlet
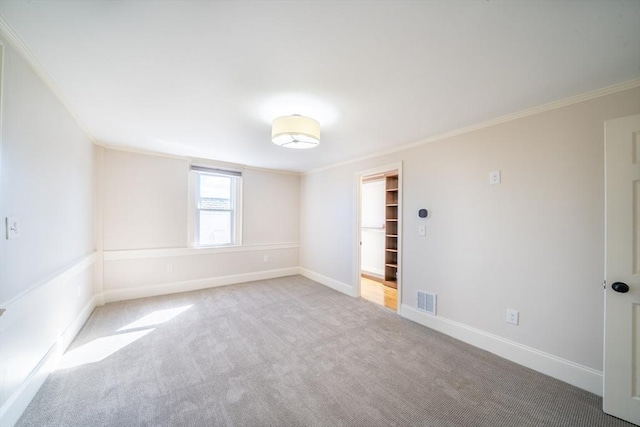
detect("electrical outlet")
[263,255,269,263]
[166,263,173,273]
[418,225,426,236]
[506,309,519,325]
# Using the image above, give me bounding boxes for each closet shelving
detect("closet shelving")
[384,173,398,289]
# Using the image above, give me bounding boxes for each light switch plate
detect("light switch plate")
[6,217,20,239]
[418,225,426,236]
[489,170,501,185]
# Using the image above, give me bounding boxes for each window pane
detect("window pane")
[200,175,230,199]
[199,175,232,210]
[199,211,231,245]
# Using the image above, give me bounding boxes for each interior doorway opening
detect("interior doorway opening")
[357,166,401,312]
[360,274,397,311]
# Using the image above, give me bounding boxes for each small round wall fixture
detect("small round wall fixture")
[272,115,320,149]
[418,208,428,218]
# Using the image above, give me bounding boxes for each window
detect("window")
[191,165,242,246]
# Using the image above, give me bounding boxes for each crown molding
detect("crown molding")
[1,10,636,176]
[306,78,640,175]
[0,14,96,142]
[96,142,301,176]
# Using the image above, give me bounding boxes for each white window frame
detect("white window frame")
[189,165,243,247]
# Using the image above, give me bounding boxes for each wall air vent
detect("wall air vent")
[417,291,436,315]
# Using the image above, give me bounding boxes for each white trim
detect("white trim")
[97,143,200,162]
[187,170,196,247]
[103,242,299,261]
[96,143,301,176]
[298,267,355,297]
[0,40,4,318]
[0,252,98,309]
[0,342,59,427]
[353,174,362,297]
[242,164,300,176]
[190,168,243,247]
[0,254,99,426]
[102,267,299,303]
[306,79,640,175]
[0,15,96,143]
[235,175,243,245]
[353,162,403,314]
[0,293,100,427]
[94,147,105,300]
[400,304,603,396]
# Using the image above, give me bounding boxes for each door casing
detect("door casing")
[353,161,403,314]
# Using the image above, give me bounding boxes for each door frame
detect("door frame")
[353,161,403,313]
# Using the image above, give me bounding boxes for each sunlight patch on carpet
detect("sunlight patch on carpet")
[56,329,154,370]
[118,305,193,331]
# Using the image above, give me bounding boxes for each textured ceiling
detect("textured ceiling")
[1,1,639,172]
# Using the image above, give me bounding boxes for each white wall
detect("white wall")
[103,149,188,250]
[101,148,300,302]
[0,39,97,426]
[300,86,640,394]
[242,168,300,245]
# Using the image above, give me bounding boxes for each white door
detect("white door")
[603,114,640,424]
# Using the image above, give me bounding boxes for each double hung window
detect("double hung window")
[191,165,242,247]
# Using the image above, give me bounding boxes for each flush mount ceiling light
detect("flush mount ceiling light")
[271,115,320,149]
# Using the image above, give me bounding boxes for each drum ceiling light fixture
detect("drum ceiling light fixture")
[271,114,320,149]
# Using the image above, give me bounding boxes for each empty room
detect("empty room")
[1,1,639,426]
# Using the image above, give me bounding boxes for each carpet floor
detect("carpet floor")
[17,275,633,426]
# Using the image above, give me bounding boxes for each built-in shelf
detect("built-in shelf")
[384,173,399,289]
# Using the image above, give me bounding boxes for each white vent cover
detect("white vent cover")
[417,291,437,315]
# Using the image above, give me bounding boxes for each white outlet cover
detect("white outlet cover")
[489,170,501,185]
[6,217,20,239]
[418,225,426,236]
[506,309,519,325]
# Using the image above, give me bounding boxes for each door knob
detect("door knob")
[611,282,630,293]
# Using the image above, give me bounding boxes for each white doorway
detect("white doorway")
[354,162,402,313]
[603,114,640,425]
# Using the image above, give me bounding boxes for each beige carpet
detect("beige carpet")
[17,275,632,426]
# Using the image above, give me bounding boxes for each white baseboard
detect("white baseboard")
[400,304,603,396]
[298,268,355,296]
[102,267,299,303]
[0,294,100,427]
